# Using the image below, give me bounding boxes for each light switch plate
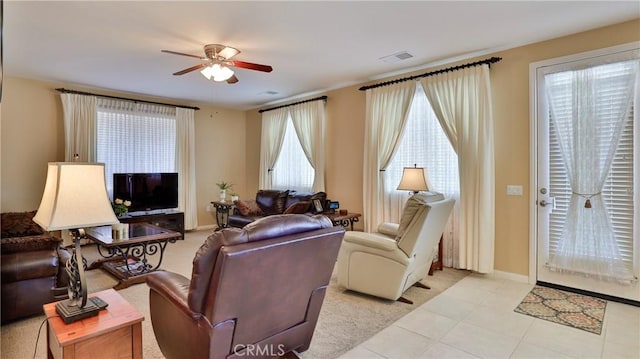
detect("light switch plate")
[507,185,523,196]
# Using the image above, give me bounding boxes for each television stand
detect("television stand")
[118,211,184,240]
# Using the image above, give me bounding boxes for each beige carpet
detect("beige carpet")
[0,229,468,359]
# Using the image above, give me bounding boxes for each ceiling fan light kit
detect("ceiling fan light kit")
[162,44,273,85]
[201,63,235,82]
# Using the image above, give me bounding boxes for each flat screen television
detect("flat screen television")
[113,173,178,213]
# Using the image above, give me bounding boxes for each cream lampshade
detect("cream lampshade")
[397,165,429,194]
[34,162,118,230]
[34,162,118,323]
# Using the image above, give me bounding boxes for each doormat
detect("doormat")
[514,285,606,335]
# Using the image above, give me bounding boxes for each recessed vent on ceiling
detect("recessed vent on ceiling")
[379,51,414,64]
[259,91,279,95]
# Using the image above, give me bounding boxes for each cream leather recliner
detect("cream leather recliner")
[337,193,454,303]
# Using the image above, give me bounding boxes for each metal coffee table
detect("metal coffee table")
[86,222,181,290]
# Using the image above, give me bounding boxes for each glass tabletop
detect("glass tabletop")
[86,223,179,246]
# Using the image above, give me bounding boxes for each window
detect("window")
[271,116,314,192]
[384,85,459,222]
[96,100,176,198]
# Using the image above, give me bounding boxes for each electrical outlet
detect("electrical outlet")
[507,185,523,196]
[205,204,213,212]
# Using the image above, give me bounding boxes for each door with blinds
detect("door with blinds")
[534,44,639,302]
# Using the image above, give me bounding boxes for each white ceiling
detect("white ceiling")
[4,1,639,110]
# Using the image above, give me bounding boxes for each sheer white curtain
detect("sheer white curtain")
[420,65,495,273]
[363,82,416,232]
[384,85,461,267]
[271,118,315,192]
[175,108,198,230]
[259,108,289,189]
[545,60,638,281]
[60,93,97,161]
[289,100,326,192]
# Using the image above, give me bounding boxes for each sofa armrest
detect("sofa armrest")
[55,247,71,288]
[343,231,398,251]
[377,222,399,237]
[147,271,194,318]
[1,249,59,282]
[1,235,62,254]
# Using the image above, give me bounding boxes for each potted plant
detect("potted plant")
[230,193,239,202]
[112,198,132,217]
[216,182,233,202]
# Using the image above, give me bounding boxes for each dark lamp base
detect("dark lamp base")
[55,299,99,324]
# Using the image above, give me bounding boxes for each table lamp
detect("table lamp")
[34,162,118,323]
[397,164,429,194]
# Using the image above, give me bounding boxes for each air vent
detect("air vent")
[259,91,279,96]
[379,51,414,64]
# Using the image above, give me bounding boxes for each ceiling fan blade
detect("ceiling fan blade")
[173,63,208,76]
[226,75,239,84]
[229,60,273,73]
[162,49,205,60]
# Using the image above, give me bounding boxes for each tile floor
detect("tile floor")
[338,273,640,358]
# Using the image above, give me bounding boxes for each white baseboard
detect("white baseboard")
[491,270,530,283]
[194,224,217,231]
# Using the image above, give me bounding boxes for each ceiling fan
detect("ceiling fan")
[161,44,273,84]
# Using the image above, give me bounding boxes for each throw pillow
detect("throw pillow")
[234,199,251,216]
[234,200,264,217]
[284,201,311,214]
[0,211,44,239]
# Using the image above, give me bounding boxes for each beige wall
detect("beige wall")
[0,77,246,228]
[1,77,65,212]
[243,19,640,276]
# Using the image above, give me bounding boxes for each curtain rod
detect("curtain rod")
[358,56,502,91]
[258,95,327,113]
[55,88,200,111]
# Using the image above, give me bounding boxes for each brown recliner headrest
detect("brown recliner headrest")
[188,214,333,313]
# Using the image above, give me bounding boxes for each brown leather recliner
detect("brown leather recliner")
[146,214,345,358]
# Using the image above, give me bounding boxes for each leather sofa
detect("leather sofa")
[228,189,326,228]
[1,211,71,324]
[146,214,345,359]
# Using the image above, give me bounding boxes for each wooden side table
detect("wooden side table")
[323,212,361,231]
[44,289,144,359]
[429,235,444,275]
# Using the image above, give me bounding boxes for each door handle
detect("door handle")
[539,197,556,208]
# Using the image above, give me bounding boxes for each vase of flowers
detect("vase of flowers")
[216,182,233,202]
[113,198,132,217]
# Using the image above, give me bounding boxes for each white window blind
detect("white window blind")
[271,116,314,192]
[547,60,636,272]
[384,86,459,222]
[96,100,177,198]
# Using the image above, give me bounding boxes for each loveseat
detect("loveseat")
[228,189,326,228]
[1,211,71,323]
